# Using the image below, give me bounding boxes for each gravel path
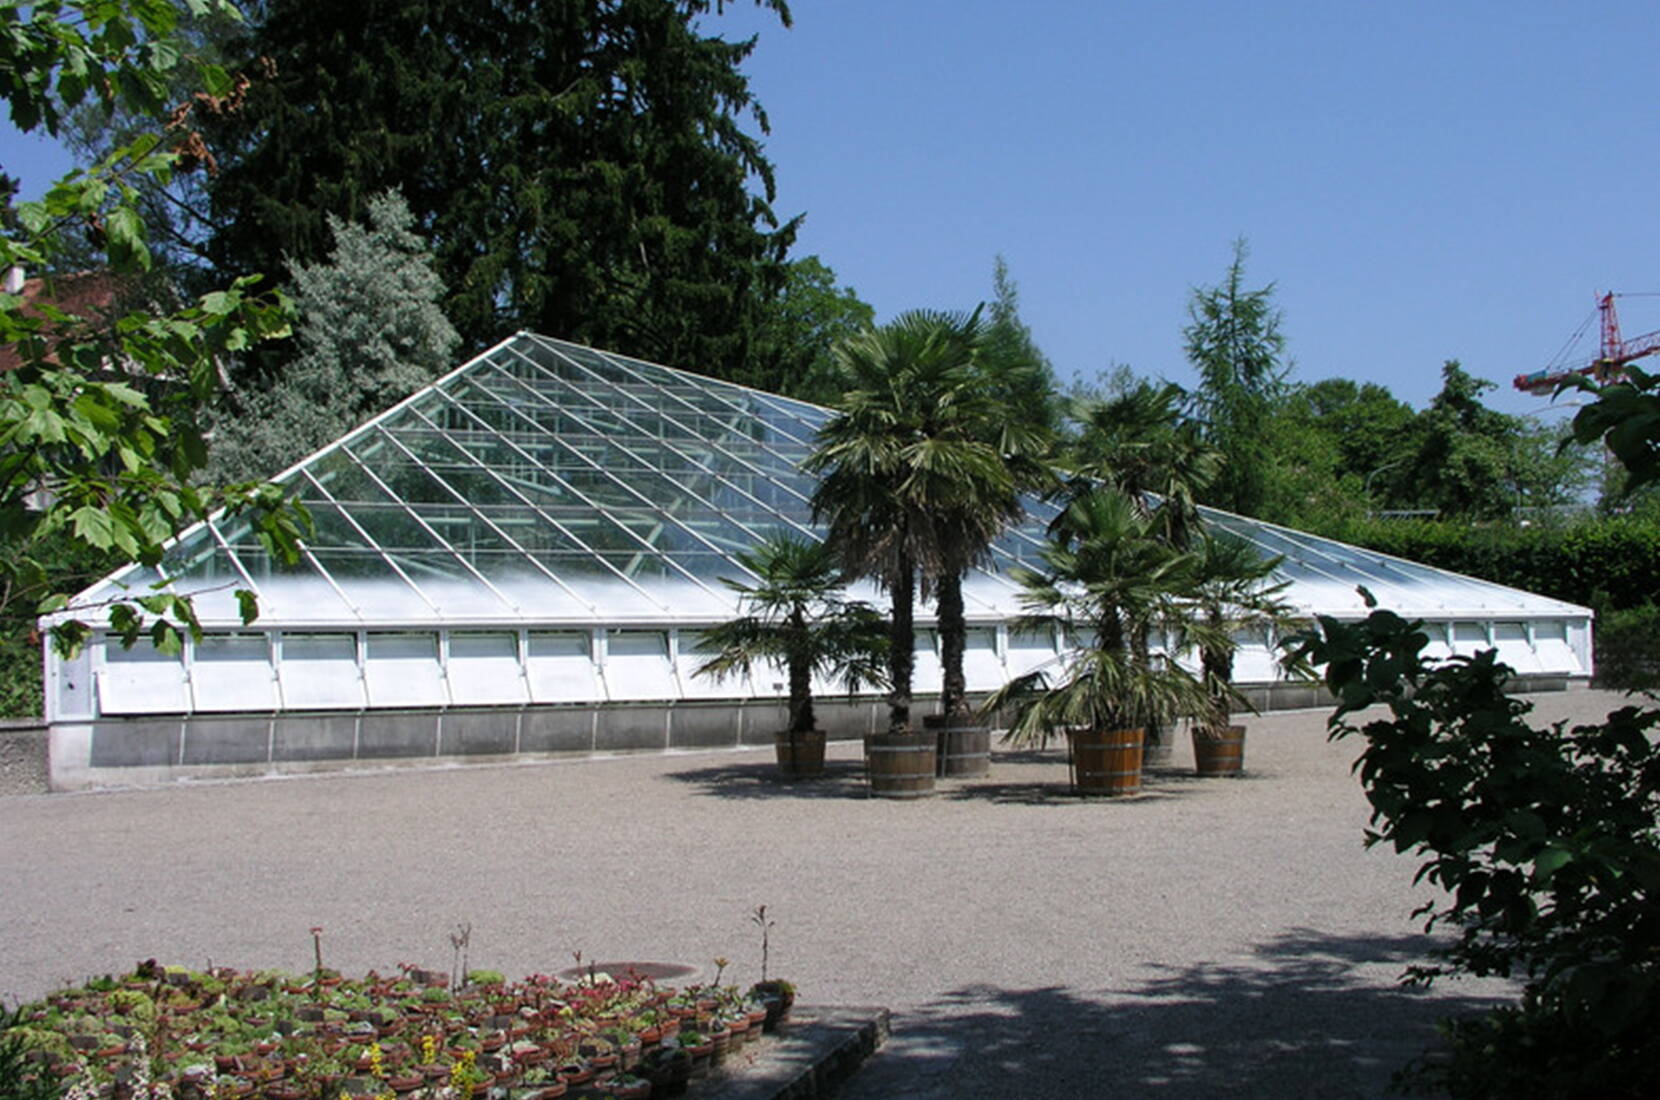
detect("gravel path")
[0,689,1633,1097]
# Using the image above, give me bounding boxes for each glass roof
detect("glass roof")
[78,333,1590,628]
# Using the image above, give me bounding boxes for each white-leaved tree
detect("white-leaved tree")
[208,190,460,481]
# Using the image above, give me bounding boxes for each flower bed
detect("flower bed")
[4,960,790,1100]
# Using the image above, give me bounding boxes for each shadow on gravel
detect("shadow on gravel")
[835,928,1510,1100]
[664,754,1256,805]
[662,760,872,800]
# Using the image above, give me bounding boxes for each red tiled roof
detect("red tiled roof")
[0,270,126,372]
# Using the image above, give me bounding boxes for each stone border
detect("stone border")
[693,1005,890,1100]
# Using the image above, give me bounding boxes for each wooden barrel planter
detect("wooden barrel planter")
[773,730,827,779]
[1140,721,1176,769]
[865,730,937,799]
[1192,724,1246,777]
[923,714,991,778]
[1067,727,1145,796]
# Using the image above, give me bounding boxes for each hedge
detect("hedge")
[1318,517,1660,614]
[1315,517,1660,690]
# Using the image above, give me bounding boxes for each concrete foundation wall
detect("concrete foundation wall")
[45,674,1585,792]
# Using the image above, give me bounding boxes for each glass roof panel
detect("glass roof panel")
[67,333,1590,631]
[304,451,397,508]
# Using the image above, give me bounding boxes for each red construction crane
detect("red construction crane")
[1514,293,1660,395]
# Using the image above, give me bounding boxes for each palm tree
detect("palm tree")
[806,309,1038,732]
[988,488,1213,747]
[692,534,887,768]
[1053,381,1221,755]
[1058,380,1220,549]
[1185,531,1296,739]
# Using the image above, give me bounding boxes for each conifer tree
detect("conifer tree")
[204,0,799,387]
[209,190,459,482]
[983,255,1062,434]
[1183,238,1288,517]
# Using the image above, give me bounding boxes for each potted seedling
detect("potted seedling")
[746,906,795,1030]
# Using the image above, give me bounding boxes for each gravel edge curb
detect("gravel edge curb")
[695,1006,890,1099]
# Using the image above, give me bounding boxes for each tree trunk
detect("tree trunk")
[937,569,968,718]
[1099,605,1129,728]
[1200,608,1234,732]
[888,553,915,732]
[1131,622,1165,752]
[787,658,814,735]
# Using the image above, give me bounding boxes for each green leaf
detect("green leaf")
[105,206,152,271]
[199,290,235,316]
[69,505,116,549]
[1531,845,1573,884]
[150,619,183,656]
[50,620,92,660]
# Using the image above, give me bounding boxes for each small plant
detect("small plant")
[448,1049,484,1095]
[309,927,325,999]
[2,1003,63,1100]
[750,907,774,984]
[447,925,471,993]
[711,958,728,989]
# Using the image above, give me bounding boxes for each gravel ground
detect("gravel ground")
[0,723,47,797]
[0,689,1634,1097]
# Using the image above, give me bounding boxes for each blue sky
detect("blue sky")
[702,0,1660,418]
[4,0,1657,419]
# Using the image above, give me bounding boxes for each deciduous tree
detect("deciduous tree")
[0,0,304,664]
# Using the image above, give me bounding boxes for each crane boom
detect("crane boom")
[1514,293,1660,395]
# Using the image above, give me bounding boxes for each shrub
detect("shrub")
[1593,603,1660,691]
[1318,516,1660,613]
[1,1003,62,1100]
[1292,604,1660,1098]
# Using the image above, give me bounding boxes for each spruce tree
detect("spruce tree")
[209,190,459,482]
[204,0,798,386]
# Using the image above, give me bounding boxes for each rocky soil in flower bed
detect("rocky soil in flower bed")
[4,961,796,1100]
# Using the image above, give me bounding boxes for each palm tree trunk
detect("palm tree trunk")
[1132,622,1164,752]
[788,661,815,734]
[787,607,815,734]
[937,569,968,718]
[888,552,915,732]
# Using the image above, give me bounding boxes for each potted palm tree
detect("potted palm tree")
[1056,381,1221,764]
[692,534,887,779]
[986,488,1210,795]
[1185,530,1297,776]
[808,308,1033,795]
[926,316,1054,779]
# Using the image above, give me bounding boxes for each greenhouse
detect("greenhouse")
[43,333,1594,789]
